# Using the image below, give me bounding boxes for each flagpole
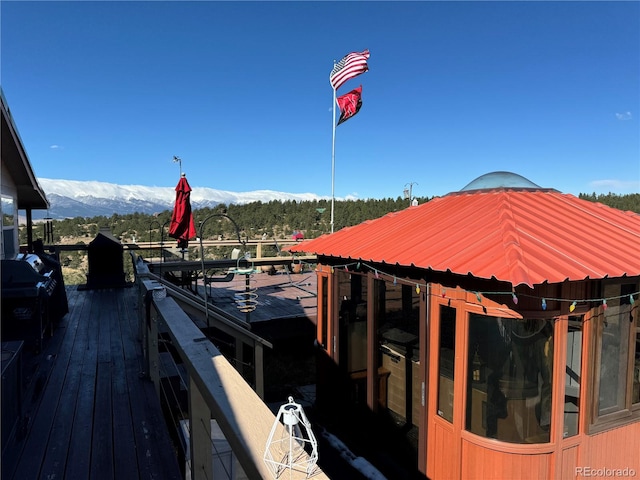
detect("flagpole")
[331,82,336,234]
[329,49,369,234]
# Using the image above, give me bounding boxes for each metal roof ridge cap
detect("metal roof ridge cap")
[496,191,533,287]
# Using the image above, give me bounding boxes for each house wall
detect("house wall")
[429,420,640,479]
[460,439,553,479]
[575,425,640,476]
[442,422,640,479]
[1,160,19,259]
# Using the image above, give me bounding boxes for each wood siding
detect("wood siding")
[430,421,457,480]
[460,440,552,480]
[578,425,640,475]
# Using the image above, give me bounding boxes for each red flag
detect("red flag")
[168,174,196,248]
[329,49,370,91]
[336,86,362,126]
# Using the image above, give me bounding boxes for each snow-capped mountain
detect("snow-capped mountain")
[36,178,325,220]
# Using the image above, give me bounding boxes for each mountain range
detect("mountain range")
[35,178,326,220]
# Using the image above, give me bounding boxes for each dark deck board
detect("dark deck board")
[4,285,182,480]
[9,287,88,480]
[111,291,139,480]
[91,291,115,477]
[203,270,318,324]
[38,286,88,479]
[65,290,100,480]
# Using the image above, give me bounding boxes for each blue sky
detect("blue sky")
[2,1,638,200]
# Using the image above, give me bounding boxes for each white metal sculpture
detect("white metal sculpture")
[263,396,318,479]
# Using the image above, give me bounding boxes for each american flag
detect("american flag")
[329,49,370,91]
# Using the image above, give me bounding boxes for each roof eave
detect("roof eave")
[1,89,49,210]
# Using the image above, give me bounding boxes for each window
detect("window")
[591,280,640,430]
[337,270,368,373]
[2,195,14,226]
[465,314,554,443]
[597,308,630,415]
[564,316,583,438]
[1,195,16,259]
[437,305,456,422]
[376,280,420,426]
[319,275,328,350]
[633,318,640,405]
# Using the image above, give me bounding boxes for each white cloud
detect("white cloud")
[588,179,640,193]
[615,111,632,121]
[49,144,62,149]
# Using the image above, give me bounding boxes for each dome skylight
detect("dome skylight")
[460,171,543,192]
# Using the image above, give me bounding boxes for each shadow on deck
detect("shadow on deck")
[2,285,182,480]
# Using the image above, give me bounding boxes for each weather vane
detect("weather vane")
[173,155,182,176]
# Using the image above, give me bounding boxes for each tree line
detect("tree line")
[23,196,428,245]
[21,192,640,247]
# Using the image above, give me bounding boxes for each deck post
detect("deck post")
[235,339,245,381]
[189,376,213,480]
[148,299,161,398]
[255,342,264,399]
[140,278,163,393]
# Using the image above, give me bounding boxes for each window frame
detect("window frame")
[436,304,456,423]
[588,279,640,434]
[1,194,17,259]
[463,312,556,443]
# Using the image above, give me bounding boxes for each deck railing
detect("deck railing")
[135,260,327,480]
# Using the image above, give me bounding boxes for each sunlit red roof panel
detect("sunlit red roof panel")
[289,189,640,287]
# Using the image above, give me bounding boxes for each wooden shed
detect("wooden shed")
[289,172,640,479]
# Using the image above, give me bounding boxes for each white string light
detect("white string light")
[294,258,639,309]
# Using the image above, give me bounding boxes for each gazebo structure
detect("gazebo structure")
[289,172,640,479]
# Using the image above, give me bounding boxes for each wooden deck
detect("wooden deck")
[2,285,182,480]
[203,269,318,324]
[150,261,318,326]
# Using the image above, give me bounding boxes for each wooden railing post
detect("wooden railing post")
[148,299,160,398]
[255,343,264,399]
[235,339,245,382]
[140,277,163,396]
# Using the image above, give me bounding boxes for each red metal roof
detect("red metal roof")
[289,189,640,288]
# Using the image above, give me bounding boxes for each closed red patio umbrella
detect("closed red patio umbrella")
[168,173,196,249]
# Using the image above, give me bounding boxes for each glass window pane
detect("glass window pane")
[337,271,369,407]
[376,279,419,454]
[564,316,583,438]
[621,285,640,406]
[1,196,14,227]
[320,276,328,349]
[466,314,554,443]
[633,321,640,405]
[437,305,456,422]
[337,271,368,373]
[597,305,630,415]
[3,228,16,259]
